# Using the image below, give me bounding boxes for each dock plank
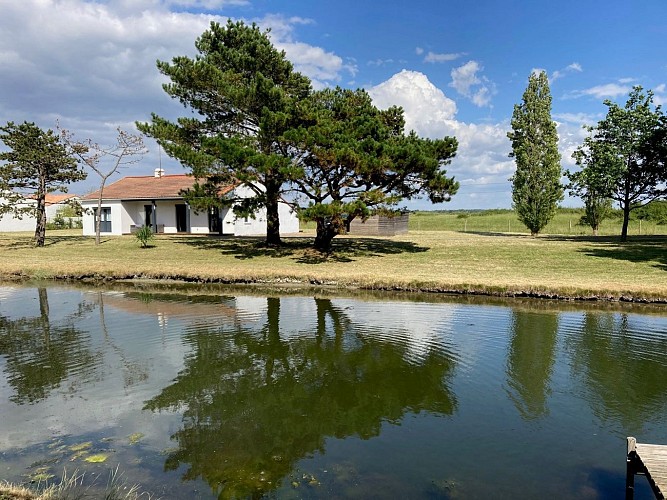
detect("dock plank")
[627,437,667,499]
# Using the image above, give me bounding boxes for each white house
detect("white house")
[0,193,79,232]
[80,171,299,237]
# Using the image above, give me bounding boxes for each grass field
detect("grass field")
[409,209,667,236]
[1,210,666,301]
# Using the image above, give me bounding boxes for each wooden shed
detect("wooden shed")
[348,212,409,236]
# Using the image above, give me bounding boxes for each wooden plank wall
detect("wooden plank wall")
[348,213,409,236]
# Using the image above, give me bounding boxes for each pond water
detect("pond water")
[1,283,666,499]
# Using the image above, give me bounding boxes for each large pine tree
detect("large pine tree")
[508,71,563,236]
[137,20,311,246]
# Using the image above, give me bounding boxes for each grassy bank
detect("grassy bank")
[1,226,666,302]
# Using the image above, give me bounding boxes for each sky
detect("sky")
[0,0,666,210]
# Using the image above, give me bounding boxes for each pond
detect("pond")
[1,282,666,499]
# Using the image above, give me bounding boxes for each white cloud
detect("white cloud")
[551,62,583,82]
[424,51,464,63]
[368,70,457,136]
[167,0,249,9]
[0,1,355,186]
[450,61,496,107]
[368,70,514,208]
[569,82,633,99]
[415,47,424,55]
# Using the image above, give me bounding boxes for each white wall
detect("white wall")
[79,186,299,237]
[279,202,300,234]
[81,200,124,236]
[0,197,36,232]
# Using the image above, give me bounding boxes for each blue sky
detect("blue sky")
[0,0,665,209]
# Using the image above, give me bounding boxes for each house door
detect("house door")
[175,204,187,232]
[208,206,221,234]
[144,205,153,229]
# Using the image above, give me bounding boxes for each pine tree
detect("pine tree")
[137,20,310,246]
[508,71,563,236]
[0,122,86,246]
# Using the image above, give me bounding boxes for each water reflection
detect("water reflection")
[2,284,667,499]
[566,311,667,431]
[0,287,101,404]
[144,297,458,498]
[505,309,558,420]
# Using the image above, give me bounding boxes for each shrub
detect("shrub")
[135,225,154,248]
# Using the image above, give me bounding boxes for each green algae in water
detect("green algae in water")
[84,453,110,463]
[127,432,144,445]
[68,441,92,452]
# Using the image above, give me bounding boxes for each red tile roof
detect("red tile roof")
[45,193,77,205]
[81,174,235,201]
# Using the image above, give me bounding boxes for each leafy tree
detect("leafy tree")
[508,71,563,236]
[60,127,147,245]
[0,121,86,246]
[286,87,458,251]
[569,87,667,241]
[634,200,667,225]
[137,20,311,246]
[567,160,614,236]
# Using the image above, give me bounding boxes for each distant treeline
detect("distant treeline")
[423,201,667,224]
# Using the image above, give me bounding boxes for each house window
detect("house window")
[96,207,112,233]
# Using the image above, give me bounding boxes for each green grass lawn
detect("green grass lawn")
[1,217,666,301]
[409,209,667,236]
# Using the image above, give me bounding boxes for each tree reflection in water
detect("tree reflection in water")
[505,309,559,420]
[566,311,667,432]
[0,287,100,404]
[144,297,458,498]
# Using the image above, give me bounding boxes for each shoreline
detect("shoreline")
[2,271,667,304]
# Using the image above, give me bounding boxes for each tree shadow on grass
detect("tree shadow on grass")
[0,235,92,249]
[176,235,429,264]
[544,234,667,271]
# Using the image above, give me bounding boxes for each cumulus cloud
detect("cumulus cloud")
[368,70,514,208]
[368,70,457,136]
[0,0,355,185]
[168,0,249,9]
[450,61,496,107]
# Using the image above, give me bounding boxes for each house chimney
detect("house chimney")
[154,168,165,178]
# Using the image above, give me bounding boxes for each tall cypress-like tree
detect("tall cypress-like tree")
[508,71,563,235]
[137,20,311,246]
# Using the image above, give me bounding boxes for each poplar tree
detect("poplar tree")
[508,71,563,235]
[0,121,86,246]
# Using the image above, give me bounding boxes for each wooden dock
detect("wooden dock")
[627,437,667,499]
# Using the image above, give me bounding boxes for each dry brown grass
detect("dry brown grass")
[1,229,666,301]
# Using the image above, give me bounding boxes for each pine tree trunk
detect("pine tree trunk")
[265,178,282,246]
[34,181,47,247]
[314,219,338,252]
